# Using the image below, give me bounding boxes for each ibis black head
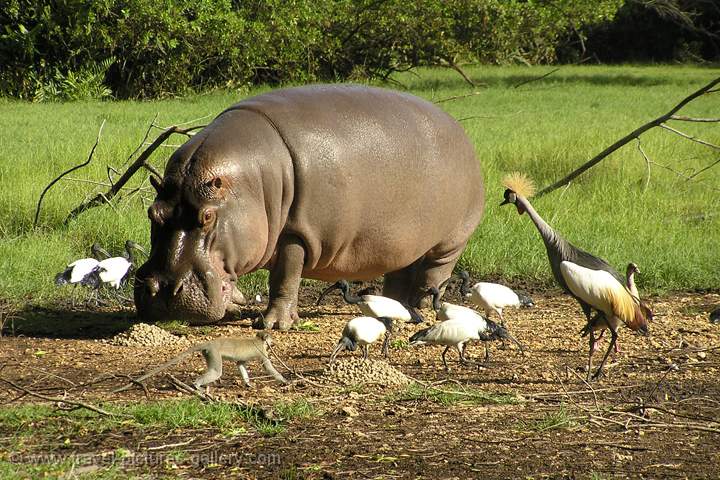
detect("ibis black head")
[482,319,525,354]
[91,243,110,260]
[518,293,534,308]
[54,269,71,286]
[315,280,351,306]
[426,286,441,311]
[710,308,720,324]
[124,240,147,263]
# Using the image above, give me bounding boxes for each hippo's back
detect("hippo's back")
[225,84,484,279]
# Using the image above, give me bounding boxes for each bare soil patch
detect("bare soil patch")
[1,286,719,479]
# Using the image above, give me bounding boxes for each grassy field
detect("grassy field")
[0,65,718,305]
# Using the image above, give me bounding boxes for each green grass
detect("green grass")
[517,406,580,432]
[394,382,521,406]
[0,65,718,307]
[292,320,321,332]
[0,398,317,441]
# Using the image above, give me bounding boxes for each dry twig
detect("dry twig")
[0,376,117,417]
[536,75,720,198]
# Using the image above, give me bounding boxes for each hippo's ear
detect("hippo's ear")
[149,175,164,195]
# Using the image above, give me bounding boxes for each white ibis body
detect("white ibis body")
[455,271,534,324]
[317,280,425,323]
[330,316,393,364]
[409,313,520,371]
[82,240,146,290]
[54,243,109,286]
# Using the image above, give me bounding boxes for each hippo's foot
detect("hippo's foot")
[253,303,300,331]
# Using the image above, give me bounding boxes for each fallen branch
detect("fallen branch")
[33,120,105,228]
[0,376,117,417]
[267,343,325,388]
[63,123,205,225]
[513,67,561,89]
[535,75,720,198]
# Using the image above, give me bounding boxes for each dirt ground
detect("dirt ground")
[1,284,719,479]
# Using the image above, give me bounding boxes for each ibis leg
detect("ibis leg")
[441,346,451,371]
[362,345,369,360]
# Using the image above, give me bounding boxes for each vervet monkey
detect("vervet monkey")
[113,332,287,393]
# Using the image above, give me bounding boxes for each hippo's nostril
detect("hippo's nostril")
[146,277,160,297]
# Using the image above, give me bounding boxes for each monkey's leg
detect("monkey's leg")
[193,349,223,390]
[262,358,288,384]
[237,362,251,387]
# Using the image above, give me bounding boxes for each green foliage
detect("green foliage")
[0,0,625,99]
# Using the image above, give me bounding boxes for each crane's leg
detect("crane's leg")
[237,362,251,387]
[586,330,596,382]
[441,346,451,371]
[592,328,618,381]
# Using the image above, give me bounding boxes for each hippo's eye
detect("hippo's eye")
[199,208,216,228]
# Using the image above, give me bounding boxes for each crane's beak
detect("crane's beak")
[499,199,509,206]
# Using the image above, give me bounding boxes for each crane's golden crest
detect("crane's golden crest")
[502,172,536,198]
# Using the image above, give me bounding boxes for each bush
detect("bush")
[0,0,626,100]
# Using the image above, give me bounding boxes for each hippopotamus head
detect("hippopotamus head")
[134,114,289,323]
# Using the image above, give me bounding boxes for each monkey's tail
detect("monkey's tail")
[112,344,205,393]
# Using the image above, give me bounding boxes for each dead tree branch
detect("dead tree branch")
[670,115,720,123]
[513,67,561,89]
[33,120,106,228]
[63,124,205,225]
[535,76,720,198]
[0,376,118,417]
[660,123,720,150]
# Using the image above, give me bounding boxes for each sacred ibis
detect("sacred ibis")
[82,240,146,290]
[500,172,650,381]
[329,316,393,364]
[453,271,534,325]
[316,280,426,323]
[54,243,110,286]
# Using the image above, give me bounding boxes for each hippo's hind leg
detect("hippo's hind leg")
[410,243,466,307]
[254,235,303,331]
[382,260,421,305]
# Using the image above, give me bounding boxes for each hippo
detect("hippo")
[135,84,484,329]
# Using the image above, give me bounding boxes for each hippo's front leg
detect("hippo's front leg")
[254,235,304,331]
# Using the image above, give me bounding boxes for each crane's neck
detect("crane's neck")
[626,270,639,298]
[516,195,563,250]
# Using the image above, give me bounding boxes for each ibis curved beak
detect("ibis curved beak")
[316,282,339,306]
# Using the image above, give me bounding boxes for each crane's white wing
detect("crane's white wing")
[560,261,637,323]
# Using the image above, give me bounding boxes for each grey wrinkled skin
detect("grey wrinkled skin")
[135,84,485,329]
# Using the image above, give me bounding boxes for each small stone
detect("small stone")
[697,351,707,360]
[342,406,359,417]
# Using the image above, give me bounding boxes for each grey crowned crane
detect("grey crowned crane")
[54,243,110,286]
[316,280,425,324]
[500,172,650,381]
[329,316,393,364]
[82,240,146,290]
[453,271,534,325]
